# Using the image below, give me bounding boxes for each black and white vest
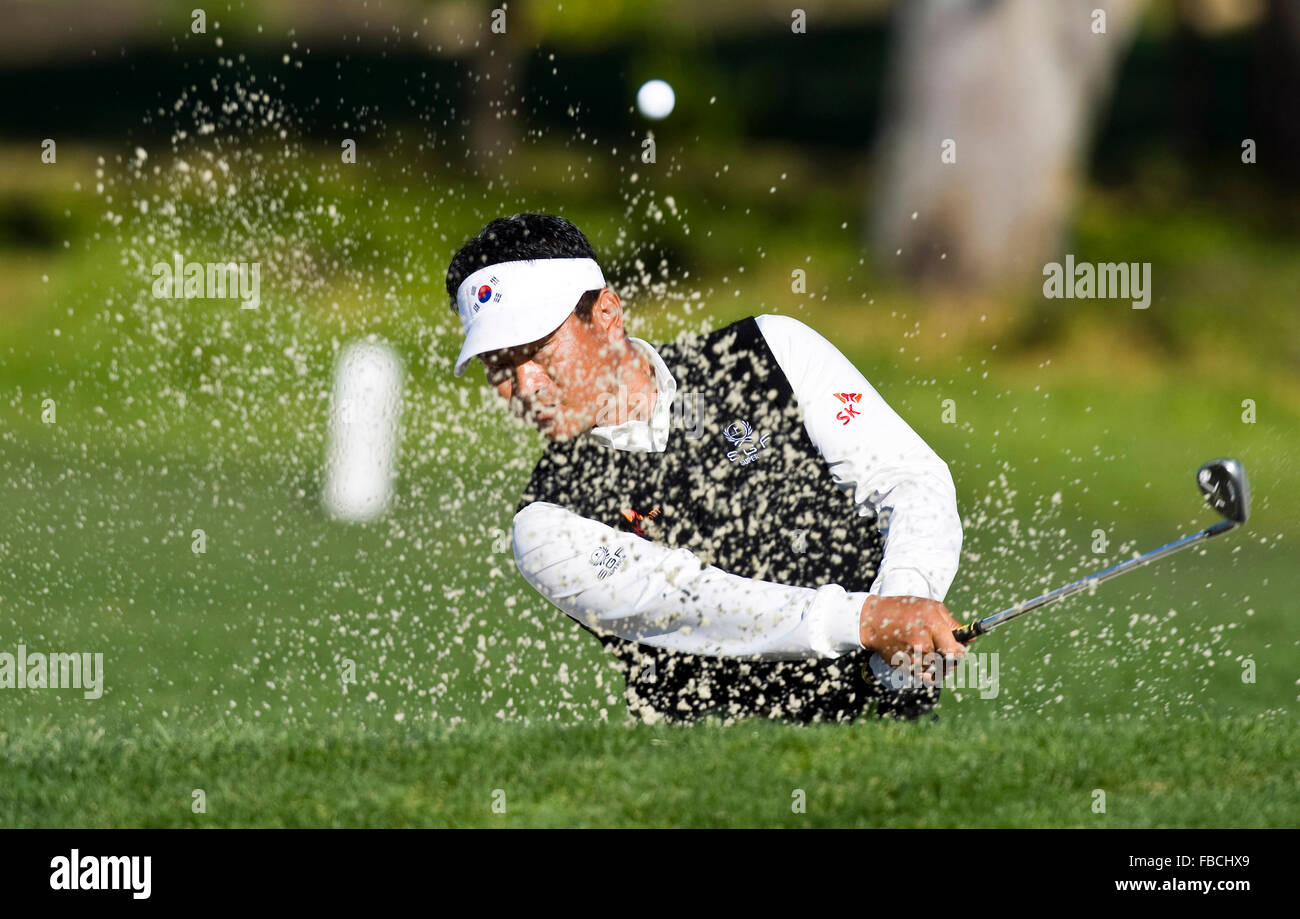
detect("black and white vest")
[518,316,886,594]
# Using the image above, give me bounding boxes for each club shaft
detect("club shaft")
[953,519,1236,643]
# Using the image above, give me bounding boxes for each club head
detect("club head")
[1197,458,1250,525]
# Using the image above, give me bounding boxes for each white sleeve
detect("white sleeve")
[754,313,963,603]
[512,501,868,660]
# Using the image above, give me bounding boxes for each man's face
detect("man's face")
[479,295,625,440]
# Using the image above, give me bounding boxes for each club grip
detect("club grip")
[953,621,983,644]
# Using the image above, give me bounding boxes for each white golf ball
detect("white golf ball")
[636,79,675,120]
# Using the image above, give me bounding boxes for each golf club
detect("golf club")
[953,458,1250,644]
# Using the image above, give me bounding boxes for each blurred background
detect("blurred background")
[0,0,1296,769]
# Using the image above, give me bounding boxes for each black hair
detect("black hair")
[445,213,605,319]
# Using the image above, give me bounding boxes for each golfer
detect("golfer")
[446,214,967,723]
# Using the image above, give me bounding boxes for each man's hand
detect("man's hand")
[858,595,968,685]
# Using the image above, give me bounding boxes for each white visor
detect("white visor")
[453,257,607,377]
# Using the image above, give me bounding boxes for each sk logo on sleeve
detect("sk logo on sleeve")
[834,393,862,425]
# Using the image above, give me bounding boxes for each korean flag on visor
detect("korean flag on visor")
[453,257,607,377]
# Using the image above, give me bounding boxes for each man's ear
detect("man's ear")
[590,288,623,336]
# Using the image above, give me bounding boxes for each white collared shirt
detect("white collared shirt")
[583,338,677,453]
[512,314,963,660]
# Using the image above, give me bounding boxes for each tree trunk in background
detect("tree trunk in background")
[869,0,1145,287]
[1255,0,1300,187]
[467,1,527,170]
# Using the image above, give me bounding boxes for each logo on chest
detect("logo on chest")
[722,417,773,466]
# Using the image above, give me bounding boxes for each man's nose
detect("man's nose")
[512,361,552,401]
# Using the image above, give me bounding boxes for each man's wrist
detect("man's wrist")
[858,594,879,649]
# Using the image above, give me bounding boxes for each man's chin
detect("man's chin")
[533,416,590,442]
[538,423,580,442]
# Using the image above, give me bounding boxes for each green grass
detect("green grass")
[2,715,1294,827]
[1,139,1297,827]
